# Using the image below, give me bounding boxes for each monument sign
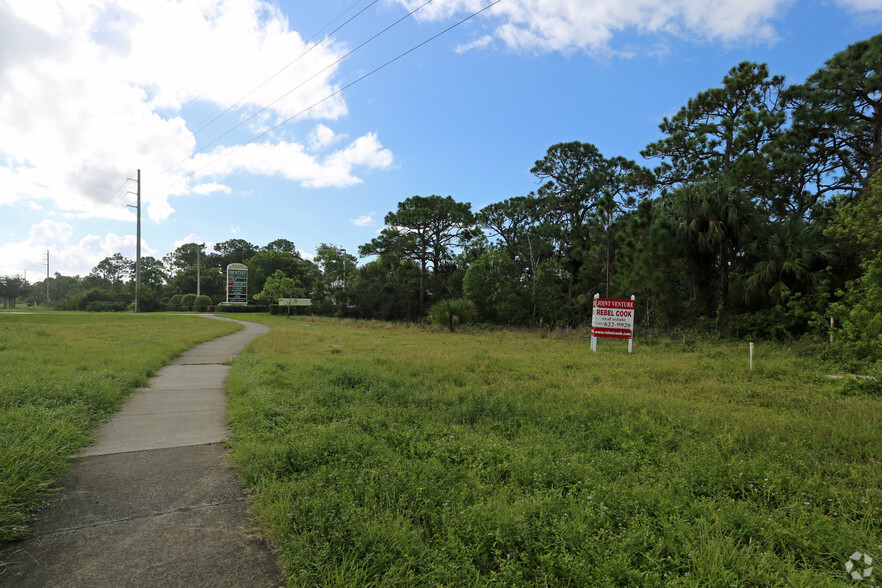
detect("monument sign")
[226,263,248,305]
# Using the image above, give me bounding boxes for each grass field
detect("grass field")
[0,313,240,542]
[222,316,881,586]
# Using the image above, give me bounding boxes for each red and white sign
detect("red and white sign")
[591,297,635,339]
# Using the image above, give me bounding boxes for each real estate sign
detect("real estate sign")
[278,298,312,307]
[226,263,248,305]
[591,295,635,352]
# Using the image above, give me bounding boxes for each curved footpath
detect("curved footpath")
[0,316,284,587]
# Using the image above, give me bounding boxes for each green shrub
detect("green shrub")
[84,300,129,312]
[727,294,812,340]
[428,298,476,332]
[830,258,882,365]
[839,376,882,398]
[167,294,184,311]
[193,295,213,312]
[216,303,263,313]
[269,304,314,316]
[134,286,164,312]
[463,249,525,323]
[75,288,127,311]
[180,294,197,311]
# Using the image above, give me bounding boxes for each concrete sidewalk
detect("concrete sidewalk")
[0,316,285,587]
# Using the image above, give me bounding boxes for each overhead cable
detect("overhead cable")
[148,0,503,198]
[145,0,380,171]
[153,0,436,181]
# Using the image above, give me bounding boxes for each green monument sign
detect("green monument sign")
[226,263,248,305]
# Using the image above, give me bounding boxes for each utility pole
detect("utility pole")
[196,243,201,297]
[127,170,141,312]
[341,248,347,289]
[46,250,50,302]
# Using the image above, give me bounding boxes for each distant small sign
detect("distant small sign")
[278,298,312,307]
[226,263,248,305]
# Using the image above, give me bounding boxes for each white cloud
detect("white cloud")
[188,133,394,189]
[0,3,197,220]
[316,133,395,188]
[308,124,343,151]
[456,35,495,54]
[29,220,74,249]
[351,213,376,227]
[174,234,206,250]
[0,0,358,228]
[193,183,233,196]
[0,219,151,277]
[125,1,348,120]
[391,0,794,53]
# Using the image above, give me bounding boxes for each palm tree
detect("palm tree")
[743,218,833,303]
[666,177,757,313]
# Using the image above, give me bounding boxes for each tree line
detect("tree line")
[352,35,881,357]
[5,34,880,362]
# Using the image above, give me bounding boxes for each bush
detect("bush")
[269,304,314,316]
[167,294,184,311]
[308,298,336,317]
[134,286,164,312]
[839,376,882,398]
[194,295,213,312]
[74,288,130,312]
[829,258,882,365]
[84,300,129,312]
[727,294,812,341]
[215,303,264,313]
[180,294,197,311]
[428,298,477,332]
[463,249,525,324]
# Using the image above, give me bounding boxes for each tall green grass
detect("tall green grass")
[0,313,240,541]
[226,317,881,586]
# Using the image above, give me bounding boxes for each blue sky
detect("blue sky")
[1,0,881,278]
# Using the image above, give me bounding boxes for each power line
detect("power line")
[60,175,132,252]
[29,3,368,278]
[148,0,503,198]
[144,0,380,171]
[152,0,436,182]
[26,1,503,276]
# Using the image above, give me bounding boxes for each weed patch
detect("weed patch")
[225,317,881,585]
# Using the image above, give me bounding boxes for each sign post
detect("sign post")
[226,263,248,305]
[590,294,636,353]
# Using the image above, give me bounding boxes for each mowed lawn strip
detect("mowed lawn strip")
[0,313,241,542]
[224,316,881,586]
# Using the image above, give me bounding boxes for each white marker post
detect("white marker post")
[628,295,635,353]
[590,294,599,352]
[830,317,834,345]
[750,341,754,370]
